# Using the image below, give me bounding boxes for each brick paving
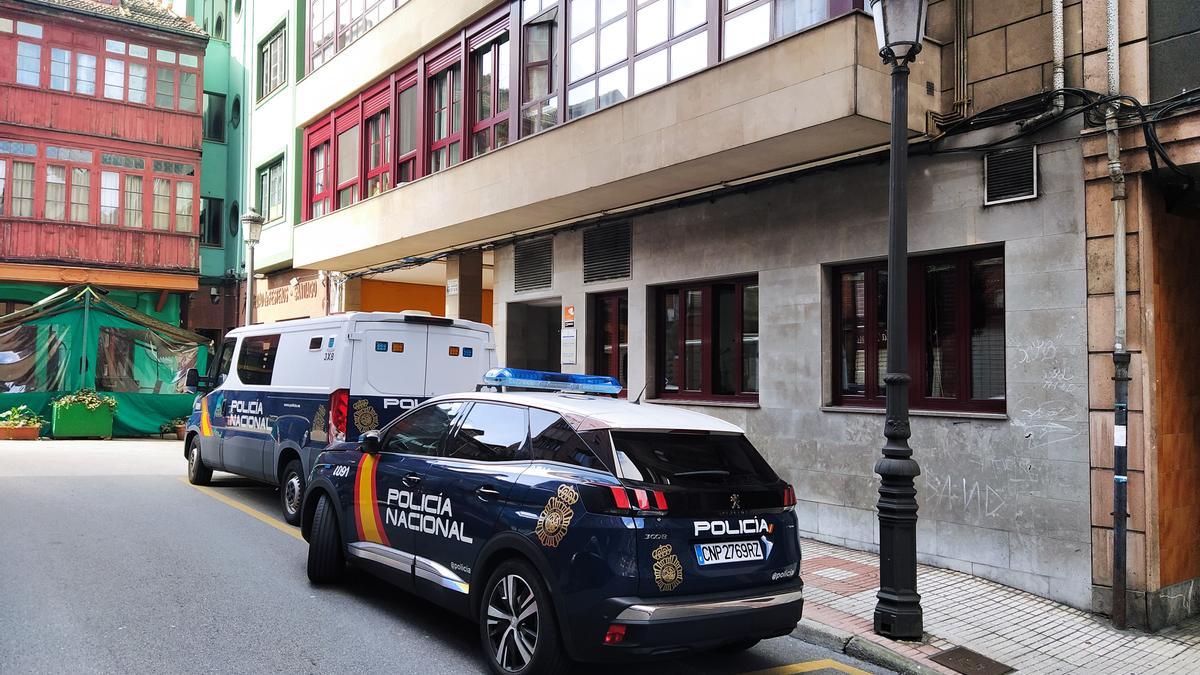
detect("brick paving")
[800,539,1200,674]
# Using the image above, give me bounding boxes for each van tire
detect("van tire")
[479,559,569,675]
[307,494,344,584]
[186,437,212,486]
[280,459,304,526]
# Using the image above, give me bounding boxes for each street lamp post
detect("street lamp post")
[868,0,927,641]
[241,209,264,327]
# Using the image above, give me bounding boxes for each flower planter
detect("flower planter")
[174,426,186,441]
[0,426,40,440]
[52,404,114,439]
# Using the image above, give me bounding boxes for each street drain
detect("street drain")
[929,646,1014,675]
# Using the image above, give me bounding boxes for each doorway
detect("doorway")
[505,299,560,372]
[590,291,627,390]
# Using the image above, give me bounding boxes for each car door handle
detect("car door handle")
[403,473,423,486]
[475,485,501,501]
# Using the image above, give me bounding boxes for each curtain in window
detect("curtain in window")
[12,161,34,217]
[152,178,171,229]
[124,174,143,227]
[924,262,959,398]
[45,165,67,221]
[0,161,6,217]
[970,257,1006,400]
[70,168,90,222]
[175,182,194,232]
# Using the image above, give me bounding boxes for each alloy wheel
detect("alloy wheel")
[283,472,302,516]
[486,573,539,672]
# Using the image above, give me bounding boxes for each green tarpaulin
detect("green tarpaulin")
[0,285,210,437]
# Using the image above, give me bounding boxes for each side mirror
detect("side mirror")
[359,430,382,454]
[185,368,200,388]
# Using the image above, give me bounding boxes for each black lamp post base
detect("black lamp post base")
[875,593,924,640]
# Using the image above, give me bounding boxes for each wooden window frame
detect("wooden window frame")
[655,276,758,402]
[468,27,512,157]
[394,73,421,184]
[258,24,287,101]
[830,247,1006,414]
[427,54,464,173]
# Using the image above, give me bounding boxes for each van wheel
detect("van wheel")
[186,437,212,486]
[717,638,760,653]
[307,494,344,584]
[280,459,304,526]
[480,559,568,675]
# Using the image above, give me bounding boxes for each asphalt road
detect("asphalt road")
[0,439,892,674]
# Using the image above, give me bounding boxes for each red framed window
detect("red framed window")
[308,136,331,218]
[591,291,629,391]
[428,61,463,173]
[470,32,511,157]
[395,80,419,182]
[656,276,758,401]
[335,121,361,208]
[832,248,1006,412]
[520,12,559,135]
[365,108,391,196]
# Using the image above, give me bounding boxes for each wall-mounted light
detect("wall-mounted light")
[209,287,221,305]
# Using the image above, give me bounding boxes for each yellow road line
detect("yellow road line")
[744,659,872,675]
[180,478,304,542]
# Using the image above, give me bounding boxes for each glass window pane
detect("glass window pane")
[129,63,148,103]
[156,68,175,108]
[497,36,510,113]
[337,126,359,181]
[775,0,827,37]
[175,182,194,232]
[100,171,120,225]
[724,3,771,58]
[876,270,887,388]
[636,0,668,52]
[179,72,197,112]
[129,44,149,59]
[569,33,596,82]
[474,47,494,120]
[598,66,628,108]
[269,162,284,220]
[70,167,89,222]
[446,403,528,462]
[570,0,596,38]
[568,79,596,119]
[670,30,707,80]
[106,39,126,54]
[713,284,735,395]
[742,283,758,393]
[600,0,626,22]
[156,49,177,64]
[16,21,43,39]
[839,271,865,395]
[124,174,143,227]
[599,17,628,69]
[50,48,71,91]
[180,53,199,68]
[17,43,41,87]
[924,262,959,399]
[673,0,706,36]
[45,165,66,221]
[12,161,34,217]
[382,402,463,456]
[662,291,679,392]
[398,86,417,155]
[0,161,6,217]
[152,178,171,229]
[970,256,1005,400]
[529,408,604,468]
[76,53,97,94]
[684,289,702,391]
[633,49,667,94]
[203,93,227,141]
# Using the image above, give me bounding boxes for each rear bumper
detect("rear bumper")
[566,581,804,661]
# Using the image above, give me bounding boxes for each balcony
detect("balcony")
[294,11,942,272]
[0,219,199,276]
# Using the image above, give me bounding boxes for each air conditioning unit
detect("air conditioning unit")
[984,145,1038,206]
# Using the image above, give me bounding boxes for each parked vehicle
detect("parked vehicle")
[183,312,496,524]
[302,368,803,674]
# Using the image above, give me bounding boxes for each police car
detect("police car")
[302,369,803,674]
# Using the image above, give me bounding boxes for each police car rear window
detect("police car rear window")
[609,431,778,487]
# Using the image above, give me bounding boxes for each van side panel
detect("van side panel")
[263,326,347,480]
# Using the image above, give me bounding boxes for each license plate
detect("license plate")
[694,540,764,566]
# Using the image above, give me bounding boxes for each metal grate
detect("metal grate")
[514,237,553,292]
[583,222,632,283]
[984,145,1038,205]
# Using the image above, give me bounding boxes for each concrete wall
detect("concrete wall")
[493,137,1094,608]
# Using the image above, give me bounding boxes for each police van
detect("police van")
[183,312,496,525]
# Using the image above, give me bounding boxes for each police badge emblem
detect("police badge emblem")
[352,399,379,432]
[652,544,684,591]
[535,484,579,547]
[311,403,328,443]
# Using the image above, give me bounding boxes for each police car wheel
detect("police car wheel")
[480,560,567,675]
[280,459,304,526]
[186,437,211,486]
[306,494,344,584]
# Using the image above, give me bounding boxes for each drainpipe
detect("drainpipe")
[1020,0,1065,128]
[1105,0,1131,631]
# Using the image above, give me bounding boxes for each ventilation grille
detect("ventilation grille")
[984,146,1038,205]
[583,222,632,283]
[514,237,553,292]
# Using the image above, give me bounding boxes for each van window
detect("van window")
[445,403,528,462]
[528,408,605,470]
[307,336,323,350]
[209,338,236,384]
[236,334,280,385]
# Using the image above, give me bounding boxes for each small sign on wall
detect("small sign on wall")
[563,304,575,328]
[446,279,459,296]
[561,327,577,365]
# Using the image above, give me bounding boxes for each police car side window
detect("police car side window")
[445,403,528,462]
[236,334,280,385]
[382,402,462,456]
[528,408,603,470]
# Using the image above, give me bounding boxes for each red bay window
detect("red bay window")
[364,91,391,197]
[428,55,463,173]
[306,124,331,219]
[395,79,419,183]
[470,28,511,157]
[334,117,361,208]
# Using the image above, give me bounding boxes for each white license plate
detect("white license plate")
[694,540,764,566]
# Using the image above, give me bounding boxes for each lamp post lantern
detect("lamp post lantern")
[241,209,265,327]
[868,0,927,641]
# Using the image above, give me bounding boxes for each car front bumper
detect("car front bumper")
[566,581,804,661]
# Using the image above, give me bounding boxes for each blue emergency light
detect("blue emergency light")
[483,368,622,395]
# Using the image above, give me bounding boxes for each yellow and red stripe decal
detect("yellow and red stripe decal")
[353,454,390,546]
[199,395,214,437]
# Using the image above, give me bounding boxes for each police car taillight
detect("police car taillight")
[587,484,668,516]
[329,389,349,442]
[603,624,627,645]
[782,484,797,510]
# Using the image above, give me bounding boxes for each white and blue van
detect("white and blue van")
[182,312,496,524]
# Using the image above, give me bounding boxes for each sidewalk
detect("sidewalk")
[794,538,1200,674]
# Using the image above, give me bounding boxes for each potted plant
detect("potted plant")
[51,389,117,439]
[0,405,45,440]
[161,418,188,441]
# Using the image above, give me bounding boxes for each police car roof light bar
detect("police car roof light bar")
[483,368,623,395]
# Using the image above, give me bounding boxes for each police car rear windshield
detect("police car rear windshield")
[608,431,779,487]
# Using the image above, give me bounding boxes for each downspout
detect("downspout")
[1105,0,1132,631]
[1020,0,1065,127]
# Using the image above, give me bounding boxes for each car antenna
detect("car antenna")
[630,384,647,404]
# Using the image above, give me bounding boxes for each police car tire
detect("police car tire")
[307,494,345,584]
[479,560,568,675]
[186,437,212,486]
[280,459,305,526]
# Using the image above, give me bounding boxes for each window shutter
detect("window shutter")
[583,222,631,283]
[514,237,553,292]
[984,145,1038,205]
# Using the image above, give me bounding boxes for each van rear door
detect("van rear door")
[348,323,430,436]
[424,325,493,397]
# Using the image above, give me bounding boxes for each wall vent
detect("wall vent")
[514,237,553,292]
[583,222,632,283]
[984,145,1038,205]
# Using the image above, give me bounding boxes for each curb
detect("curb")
[790,619,943,675]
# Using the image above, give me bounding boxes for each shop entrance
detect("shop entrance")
[505,298,560,372]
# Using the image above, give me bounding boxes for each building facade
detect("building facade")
[242,0,1197,628]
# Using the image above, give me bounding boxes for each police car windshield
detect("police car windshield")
[609,431,778,487]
